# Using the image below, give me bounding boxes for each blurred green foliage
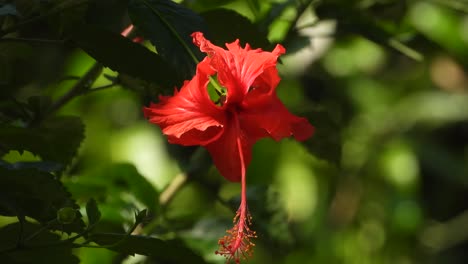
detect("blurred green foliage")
[1,0,468,263]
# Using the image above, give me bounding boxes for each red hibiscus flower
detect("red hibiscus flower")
[144,32,313,263]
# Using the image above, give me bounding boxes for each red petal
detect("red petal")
[240,90,314,142]
[192,32,285,106]
[143,59,225,146]
[205,115,252,182]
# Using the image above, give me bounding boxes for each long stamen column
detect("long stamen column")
[215,133,257,263]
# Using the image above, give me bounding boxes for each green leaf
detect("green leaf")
[69,24,178,88]
[187,0,236,12]
[0,42,34,97]
[0,166,85,234]
[128,0,207,82]
[316,2,423,61]
[65,163,159,213]
[0,116,85,168]
[90,233,207,264]
[86,199,101,226]
[134,209,148,225]
[201,8,271,49]
[46,0,88,36]
[0,222,79,264]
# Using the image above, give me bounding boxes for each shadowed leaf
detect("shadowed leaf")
[0,116,84,170]
[0,222,79,264]
[86,198,101,226]
[0,166,85,234]
[201,8,271,48]
[90,233,207,264]
[69,24,178,88]
[128,0,207,82]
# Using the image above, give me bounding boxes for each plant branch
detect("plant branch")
[159,173,188,206]
[23,219,58,242]
[44,63,103,118]
[85,83,119,95]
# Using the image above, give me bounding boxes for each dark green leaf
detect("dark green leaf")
[86,198,101,226]
[27,96,52,121]
[0,221,79,264]
[135,209,148,224]
[46,1,88,36]
[0,116,84,168]
[0,165,85,234]
[90,233,207,264]
[0,42,34,97]
[69,24,178,88]
[303,107,342,164]
[128,0,207,82]
[201,8,271,49]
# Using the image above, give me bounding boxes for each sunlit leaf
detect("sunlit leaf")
[315,2,423,61]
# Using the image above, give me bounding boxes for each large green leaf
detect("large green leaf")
[201,8,271,49]
[128,0,207,83]
[0,222,79,264]
[90,233,207,264]
[69,24,178,88]
[0,116,84,168]
[0,166,85,234]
